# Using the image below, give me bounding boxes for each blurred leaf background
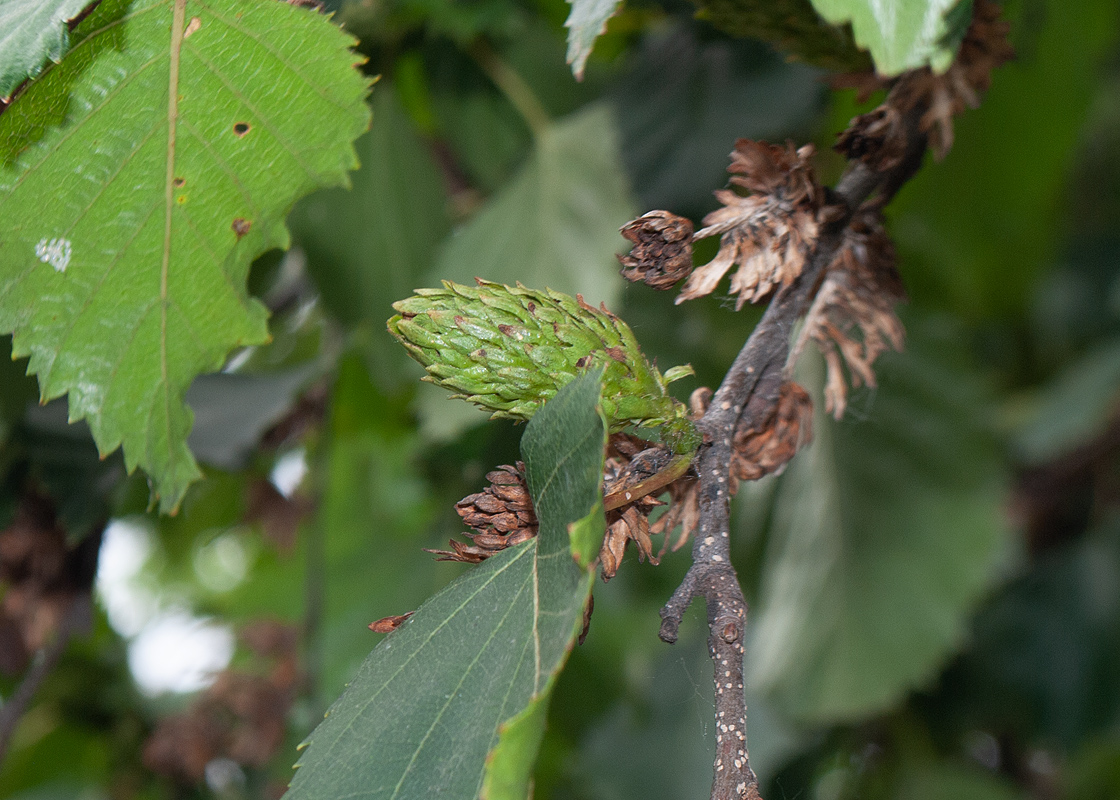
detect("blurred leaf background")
[3,0,1120,799]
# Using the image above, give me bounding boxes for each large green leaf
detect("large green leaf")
[0,0,370,512]
[808,0,968,75]
[286,371,607,800]
[432,102,635,308]
[0,0,95,100]
[746,317,1010,722]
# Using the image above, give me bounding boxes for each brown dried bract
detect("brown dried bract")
[368,612,414,633]
[896,0,1012,158]
[797,210,906,418]
[432,436,700,580]
[679,140,824,308]
[731,382,813,491]
[648,475,699,553]
[618,210,695,290]
[834,104,907,172]
[598,435,669,579]
[428,464,539,563]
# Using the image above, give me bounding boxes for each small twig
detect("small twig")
[657,114,928,800]
[0,594,92,762]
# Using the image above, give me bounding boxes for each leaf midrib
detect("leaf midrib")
[159,0,186,498]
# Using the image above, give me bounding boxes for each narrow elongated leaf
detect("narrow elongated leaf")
[433,103,635,308]
[286,372,607,800]
[563,0,621,80]
[0,0,94,100]
[808,0,966,75]
[0,0,370,511]
[747,319,1009,722]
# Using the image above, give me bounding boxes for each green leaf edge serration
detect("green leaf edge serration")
[388,279,700,453]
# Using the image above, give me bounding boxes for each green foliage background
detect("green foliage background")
[2,0,1120,799]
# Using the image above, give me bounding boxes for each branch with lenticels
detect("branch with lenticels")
[621,6,1014,798]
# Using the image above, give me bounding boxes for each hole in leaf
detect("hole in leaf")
[233,122,250,136]
[232,218,251,239]
[172,177,185,187]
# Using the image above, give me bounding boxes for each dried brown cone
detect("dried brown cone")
[618,210,695,290]
[834,104,908,173]
[678,139,824,308]
[835,0,1013,161]
[428,463,539,563]
[731,382,814,492]
[432,436,699,579]
[796,210,906,419]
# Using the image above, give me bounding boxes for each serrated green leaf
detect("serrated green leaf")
[0,0,95,100]
[432,102,635,308]
[286,372,606,800]
[0,0,370,512]
[563,0,621,80]
[747,318,1010,722]
[808,0,964,75]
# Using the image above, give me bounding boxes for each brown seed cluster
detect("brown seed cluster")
[428,437,700,582]
[797,210,906,418]
[427,464,538,563]
[143,620,300,784]
[617,210,695,290]
[678,140,825,309]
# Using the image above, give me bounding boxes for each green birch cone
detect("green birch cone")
[388,280,700,453]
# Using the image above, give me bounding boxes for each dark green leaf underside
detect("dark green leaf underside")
[286,372,606,799]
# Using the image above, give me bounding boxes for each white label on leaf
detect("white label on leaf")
[35,237,71,272]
